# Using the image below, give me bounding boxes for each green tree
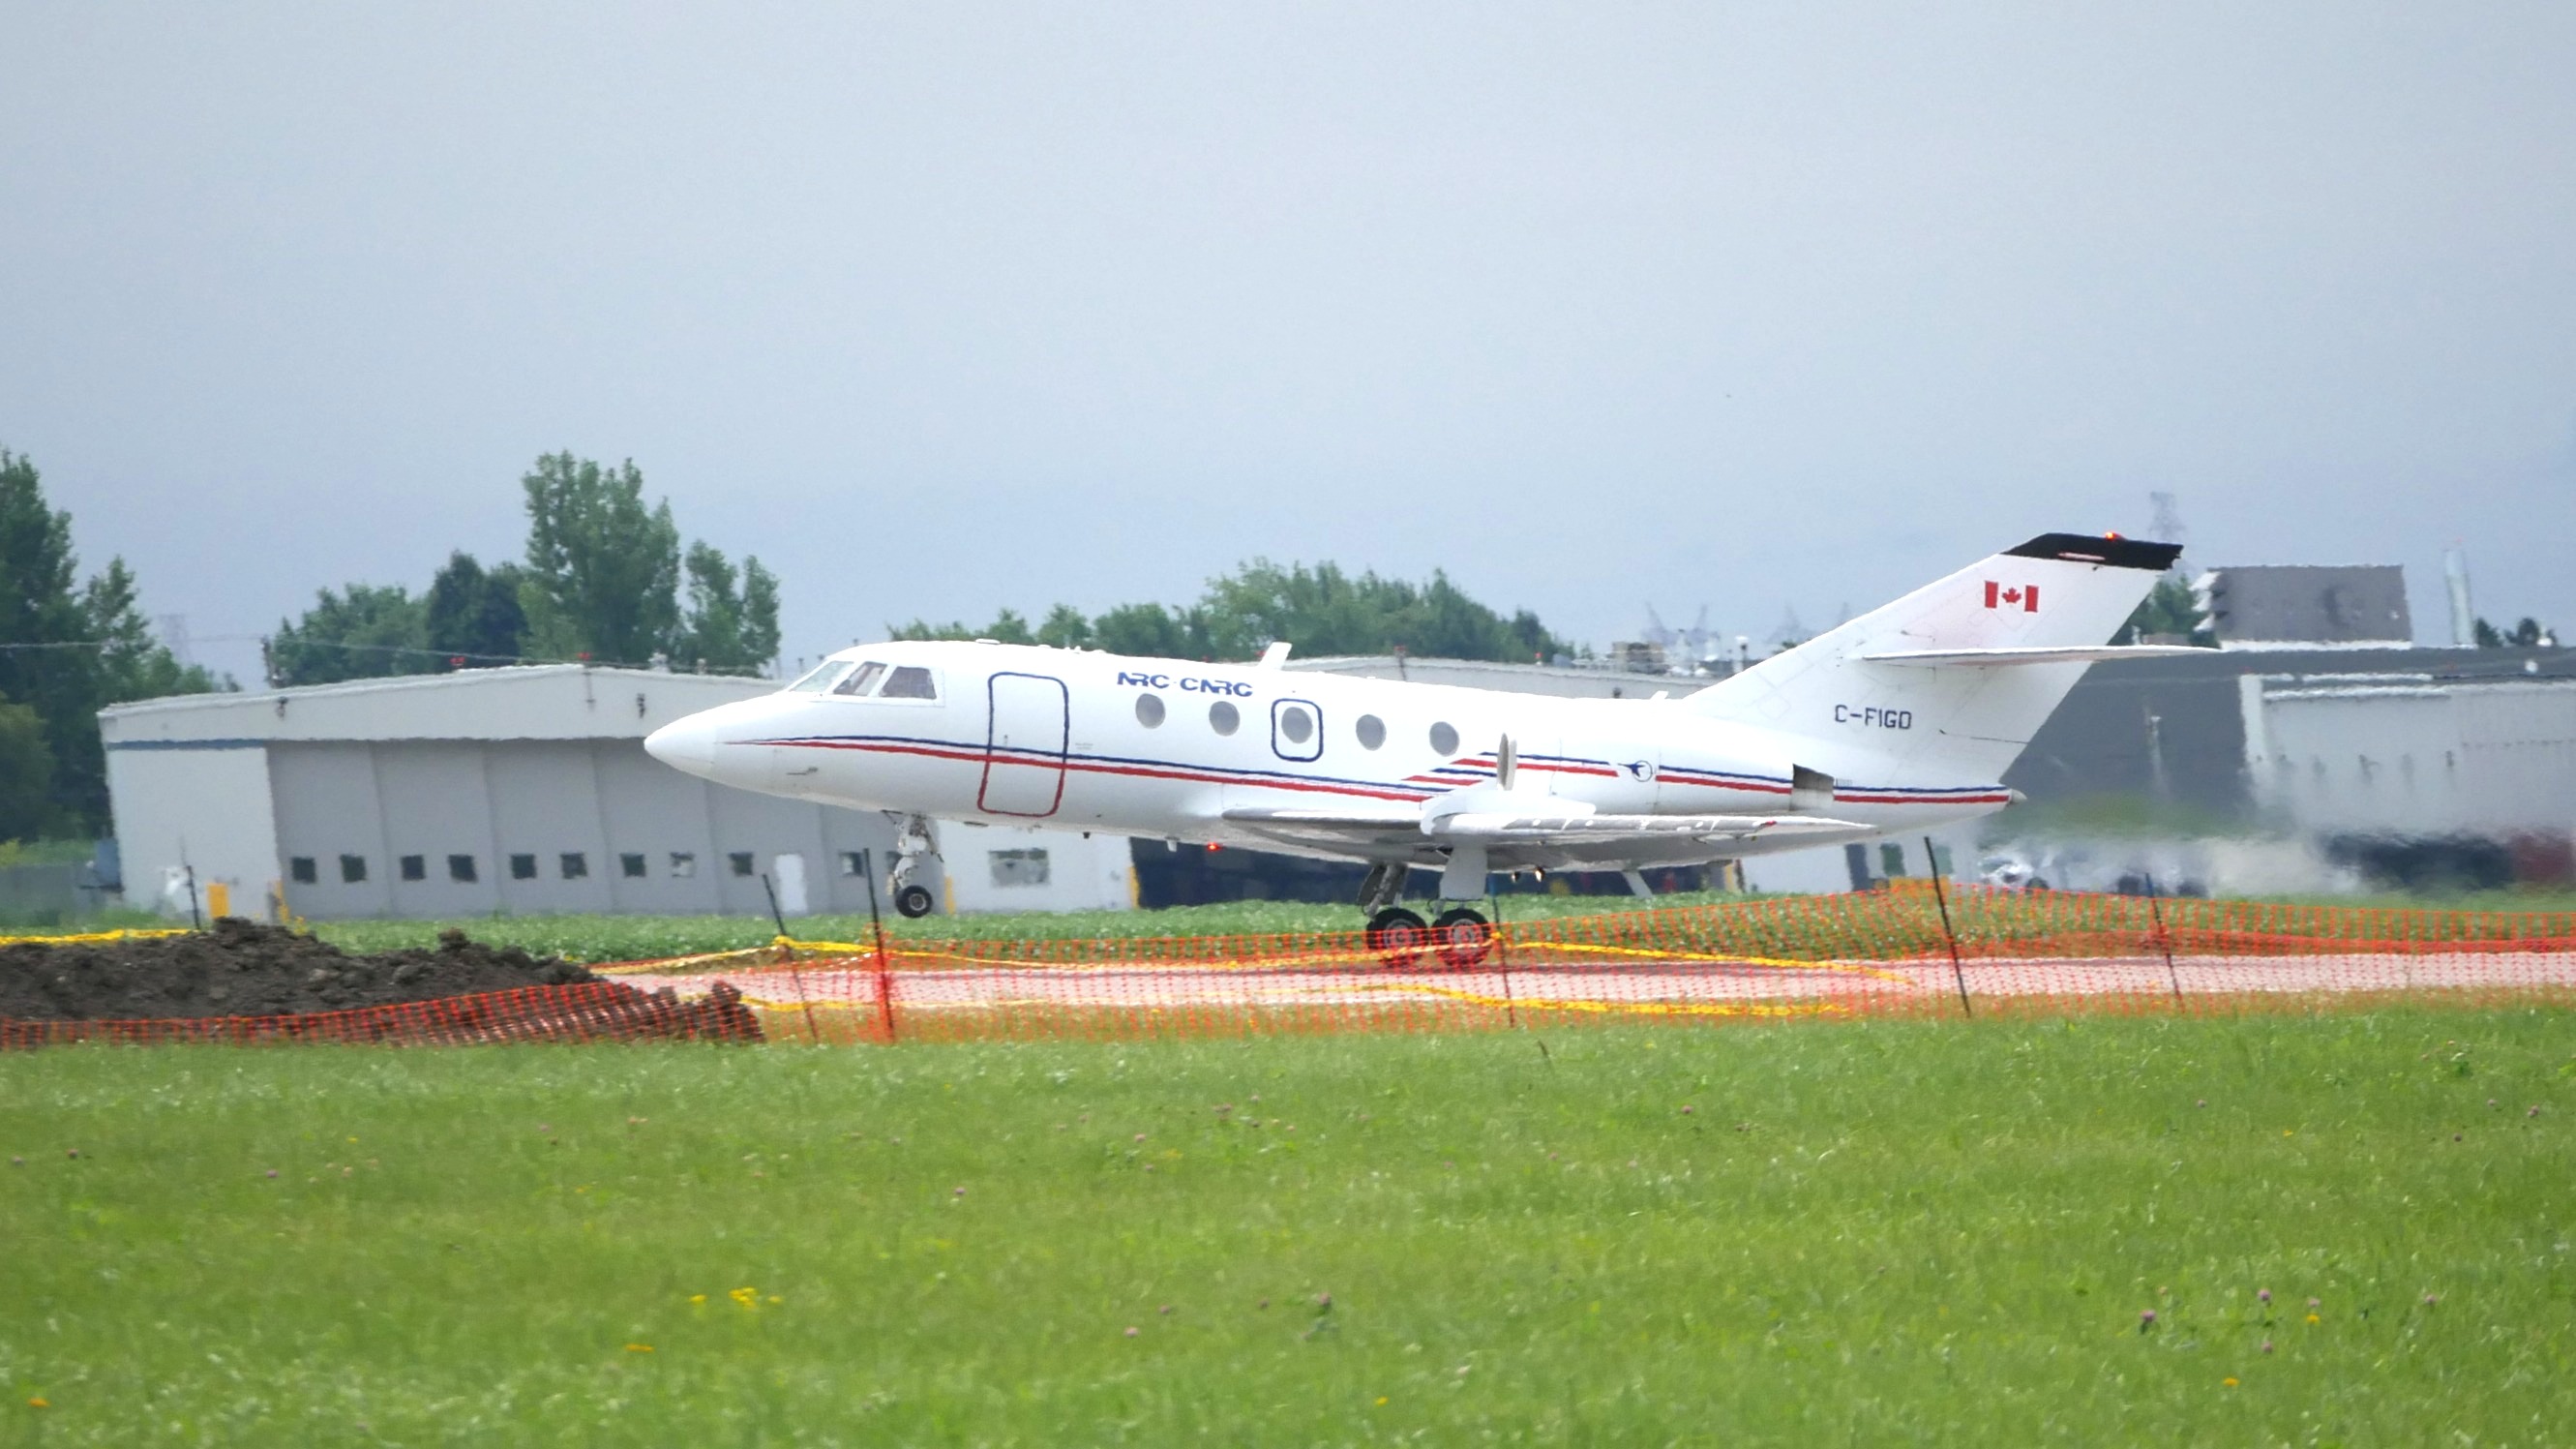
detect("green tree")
[1195,559,1570,660]
[1034,604,1093,649]
[269,585,433,685]
[888,610,1036,646]
[910,564,1571,663]
[672,544,783,673]
[2114,574,2214,647]
[2476,616,2559,648]
[0,452,94,802]
[0,693,58,841]
[425,552,529,667]
[1090,602,1196,657]
[518,453,681,666]
[0,448,217,831]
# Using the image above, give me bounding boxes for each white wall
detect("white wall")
[102,742,279,918]
[2251,678,2576,837]
[941,824,1136,915]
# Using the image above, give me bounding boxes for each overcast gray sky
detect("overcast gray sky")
[7,2,2572,684]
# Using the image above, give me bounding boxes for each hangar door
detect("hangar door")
[980,672,1069,817]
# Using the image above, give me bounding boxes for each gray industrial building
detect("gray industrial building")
[2198,564,2412,649]
[100,666,900,921]
[2007,644,2576,887]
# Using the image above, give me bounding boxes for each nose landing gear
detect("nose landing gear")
[885,813,942,919]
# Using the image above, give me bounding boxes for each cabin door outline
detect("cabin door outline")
[979,672,1070,817]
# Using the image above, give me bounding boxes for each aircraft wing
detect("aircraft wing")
[1425,813,1869,845]
[1220,804,1870,856]
[1218,805,1431,853]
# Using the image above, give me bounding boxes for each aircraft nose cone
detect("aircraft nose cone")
[644,715,718,774]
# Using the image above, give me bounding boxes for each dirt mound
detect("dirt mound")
[3,918,611,1022]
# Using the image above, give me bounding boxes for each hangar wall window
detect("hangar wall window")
[832,661,886,697]
[669,852,697,878]
[1135,692,1165,727]
[839,851,867,877]
[729,851,756,877]
[289,856,317,885]
[1208,701,1240,736]
[1355,713,1386,750]
[559,852,588,880]
[880,665,938,699]
[619,853,646,878]
[448,854,478,883]
[990,848,1051,887]
[400,855,426,882]
[339,854,368,884]
[1429,721,1460,755]
[509,853,538,881]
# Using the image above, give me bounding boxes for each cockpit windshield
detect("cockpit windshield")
[832,661,889,697]
[787,660,853,693]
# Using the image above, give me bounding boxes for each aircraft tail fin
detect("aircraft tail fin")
[1686,533,2183,781]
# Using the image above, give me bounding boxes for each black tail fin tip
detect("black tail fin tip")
[2005,534,2183,572]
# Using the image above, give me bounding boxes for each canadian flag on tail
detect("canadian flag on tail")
[1984,581,2039,612]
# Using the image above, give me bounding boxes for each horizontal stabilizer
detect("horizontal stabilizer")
[1856,645,2209,667]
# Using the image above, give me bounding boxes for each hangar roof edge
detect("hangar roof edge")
[97,664,778,744]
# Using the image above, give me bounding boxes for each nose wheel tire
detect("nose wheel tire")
[893,884,937,919]
[1432,907,1494,969]
[1365,907,1430,968]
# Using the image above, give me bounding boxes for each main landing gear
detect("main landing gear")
[1359,863,1493,969]
[1364,906,1493,970]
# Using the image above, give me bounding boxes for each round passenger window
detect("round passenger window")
[1355,713,1386,750]
[1428,721,1459,755]
[1135,692,1166,728]
[1209,701,1241,736]
[1278,704,1314,743]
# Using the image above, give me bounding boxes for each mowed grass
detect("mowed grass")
[6,1012,2575,1444]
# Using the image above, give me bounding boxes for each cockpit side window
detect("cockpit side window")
[879,665,938,700]
[788,660,853,693]
[831,661,888,697]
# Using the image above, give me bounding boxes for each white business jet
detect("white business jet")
[645,532,2186,961]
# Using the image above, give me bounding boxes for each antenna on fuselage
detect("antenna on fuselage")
[1495,734,1517,790]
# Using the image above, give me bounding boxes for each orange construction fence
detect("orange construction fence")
[596,885,2576,1045]
[1,981,763,1050]
[7,887,2572,1049]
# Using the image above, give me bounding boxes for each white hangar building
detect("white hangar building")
[99,665,1136,922]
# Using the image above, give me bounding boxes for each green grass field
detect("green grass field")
[7,1010,2573,1443]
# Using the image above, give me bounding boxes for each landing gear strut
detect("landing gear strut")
[885,813,941,919]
